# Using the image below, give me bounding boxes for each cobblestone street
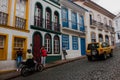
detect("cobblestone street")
[11,49,120,80]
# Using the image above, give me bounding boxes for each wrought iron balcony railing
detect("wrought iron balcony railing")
[15,16,26,29]
[33,18,60,32]
[90,19,115,32]
[0,11,8,25]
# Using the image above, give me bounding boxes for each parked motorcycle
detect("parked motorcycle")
[19,59,44,77]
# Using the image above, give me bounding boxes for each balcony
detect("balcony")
[62,20,86,36]
[15,16,26,30]
[90,19,115,33]
[108,27,115,33]
[31,18,61,33]
[90,20,97,28]
[103,25,108,32]
[0,11,8,25]
[97,22,103,31]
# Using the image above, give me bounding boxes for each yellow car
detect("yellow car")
[86,42,113,61]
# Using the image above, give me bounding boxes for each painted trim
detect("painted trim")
[13,0,17,27]
[8,0,12,26]
[25,0,30,30]
[44,33,52,54]
[30,25,61,34]
[43,0,61,9]
[49,0,60,5]
[69,0,88,12]
[0,33,8,60]
[53,35,60,54]
[12,35,28,60]
[0,25,30,33]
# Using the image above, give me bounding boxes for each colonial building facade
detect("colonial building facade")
[0,0,30,71]
[0,0,116,71]
[74,0,116,46]
[29,0,61,63]
[60,0,88,59]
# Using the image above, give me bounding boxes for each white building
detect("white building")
[114,13,120,47]
[60,0,88,59]
[74,0,116,46]
[29,0,62,63]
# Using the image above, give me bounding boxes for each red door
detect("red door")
[33,33,42,63]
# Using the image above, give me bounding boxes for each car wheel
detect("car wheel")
[103,54,107,60]
[109,50,113,57]
[87,56,93,61]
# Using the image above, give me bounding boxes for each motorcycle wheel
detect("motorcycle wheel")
[37,64,44,72]
[21,66,29,77]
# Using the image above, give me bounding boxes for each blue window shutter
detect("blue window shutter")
[72,36,78,50]
[72,12,77,30]
[62,8,68,27]
[80,16,85,31]
[62,34,69,50]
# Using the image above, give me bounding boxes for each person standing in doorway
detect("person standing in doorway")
[62,45,67,60]
[16,48,23,70]
[40,46,47,67]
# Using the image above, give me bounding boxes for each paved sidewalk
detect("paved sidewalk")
[0,56,86,80]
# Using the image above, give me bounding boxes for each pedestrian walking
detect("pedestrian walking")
[40,46,47,67]
[62,45,67,60]
[16,48,23,71]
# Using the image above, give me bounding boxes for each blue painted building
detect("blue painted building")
[60,0,88,59]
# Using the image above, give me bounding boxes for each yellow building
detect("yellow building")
[0,0,30,71]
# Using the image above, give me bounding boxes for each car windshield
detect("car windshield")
[101,42,109,48]
[87,43,99,50]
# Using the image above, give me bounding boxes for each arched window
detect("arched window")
[34,2,43,27]
[45,34,52,54]
[89,11,94,25]
[54,11,60,31]
[99,34,103,42]
[111,36,114,46]
[54,35,60,54]
[91,32,96,42]
[46,7,51,30]
[105,35,109,44]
